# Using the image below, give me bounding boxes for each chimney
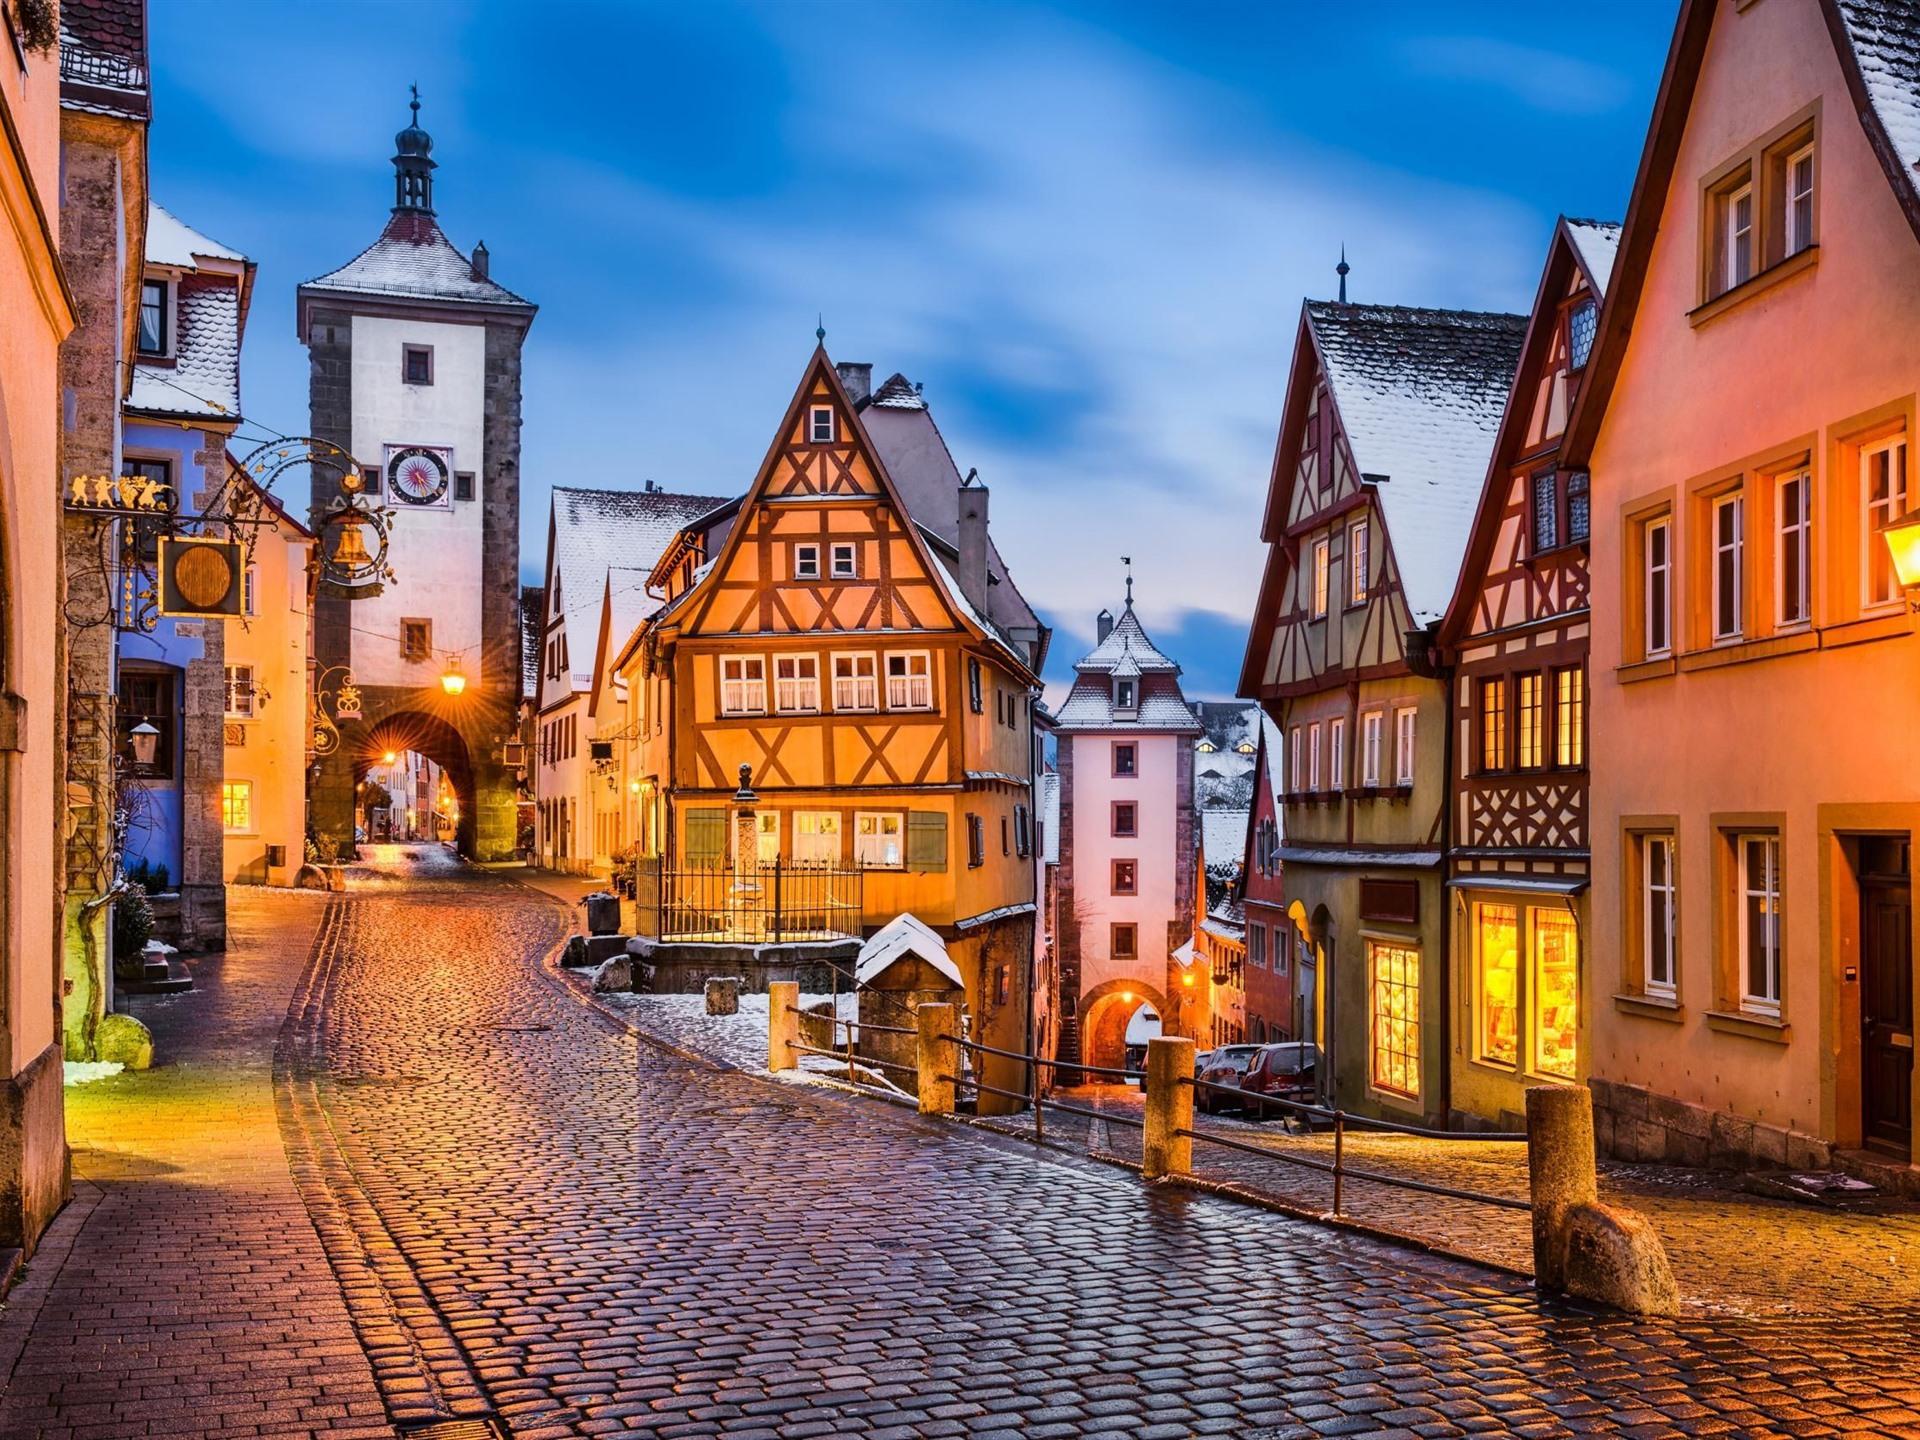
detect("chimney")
[836,362,872,405]
[471,240,490,281]
[958,479,990,621]
[1096,608,1114,644]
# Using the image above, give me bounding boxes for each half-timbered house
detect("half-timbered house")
[614,350,1048,1109]
[1435,218,1618,1129]
[1241,300,1525,1126]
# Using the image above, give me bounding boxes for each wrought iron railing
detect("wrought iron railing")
[633,858,865,942]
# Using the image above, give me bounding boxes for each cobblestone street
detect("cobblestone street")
[6,856,1920,1438]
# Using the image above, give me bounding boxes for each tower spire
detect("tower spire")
[1122,555,1134,610]
[1337,244,1350,304]
[392,85,437,216]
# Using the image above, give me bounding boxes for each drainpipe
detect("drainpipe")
[1438,643,1455,1130]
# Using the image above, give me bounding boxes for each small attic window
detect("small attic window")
[137,278,170,356]
[809,405,835,444]
[1114,678,1137,712]
[1197,740,1217,753]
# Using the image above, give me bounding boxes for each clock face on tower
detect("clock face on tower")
[383,444,453,507]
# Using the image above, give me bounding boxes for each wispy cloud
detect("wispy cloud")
[1400,35,1632,115]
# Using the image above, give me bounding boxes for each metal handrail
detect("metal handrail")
[1173,1125,1530,1213]
[783,1005,918,1038]
[942,1032,1145,1082]
[942,1069,1146,1130]
[1181,1075,1526,1142]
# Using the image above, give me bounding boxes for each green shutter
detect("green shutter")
[684,808,727,866]
[907,811,947,873]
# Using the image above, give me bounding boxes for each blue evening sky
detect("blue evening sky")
[148,0,1676,702]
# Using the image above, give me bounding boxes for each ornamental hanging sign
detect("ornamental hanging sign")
[230,435,395,601]
[65,473,179,516]
[157,537,245,617]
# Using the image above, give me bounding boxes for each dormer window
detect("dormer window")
[1114,678,1137,713]
[809,405,835,444]
[137,278,169,356]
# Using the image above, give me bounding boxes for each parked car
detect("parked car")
[1194,1044,1262,1113]
[1122,1042,1149,1083]
[1239,1042,1320,1120]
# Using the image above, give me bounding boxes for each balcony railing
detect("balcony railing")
[633,858,866,943]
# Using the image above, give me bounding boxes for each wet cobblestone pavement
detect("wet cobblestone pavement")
[8,853,1920,1437]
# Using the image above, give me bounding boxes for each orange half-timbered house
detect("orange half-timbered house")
[614,351,1048,1102]
[1435,218,1617,1128]
[1241,301,1524,1126]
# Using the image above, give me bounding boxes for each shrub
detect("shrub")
[112,885,155,981]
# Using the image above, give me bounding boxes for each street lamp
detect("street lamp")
[440,656,467,696]
[1881,508,1920,593]
[382,750,398,765]
[129,721,160,774]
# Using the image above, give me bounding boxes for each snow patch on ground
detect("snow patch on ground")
[64,1061,124,1087]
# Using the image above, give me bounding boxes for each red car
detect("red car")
[1238,1042,1320,1120]
[1193,1044,1262,1113]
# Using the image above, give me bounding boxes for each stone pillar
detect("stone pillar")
[916,1003,957,1116]
[1142,1035,1195,1180]
[1526,1084,1598,1291]
[768,981,799,1073]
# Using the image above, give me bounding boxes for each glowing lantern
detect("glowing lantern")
[440,657,467,696]
[129,721,160,772]
[1882,509,1920,592]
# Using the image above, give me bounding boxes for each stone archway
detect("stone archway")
[1078,978,1171,1075]
[351,711,477,857]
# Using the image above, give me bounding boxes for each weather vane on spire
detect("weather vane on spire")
[816,313,826,345]
[1122,556,1134,608]
[409,81,420,119]
[1337,244,1350,304]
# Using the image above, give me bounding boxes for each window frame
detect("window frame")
[220,779,254,834]
[719,655,768,716]
[793,543,821,581]
[402,343,434,386]
[1111,923,1138,961]
[1111,858,1137,896]
[1532,469,1560,555]
[1393,706,1417,788]
[792,810,843,866]
[831,651,879,712]
[1723,178,1755,295]
[400,618,433,663]
[1366,937,1422,1101]
[772,653,820,715]
[1733,831,1783,1018]
[137,276,170,357]
[829,541,858,579]
[1711,491,1745,644]
[853,810,906,869]
[1478,676,1508,773]
[1642,832,1679,1000]
[1644,514,1673,658]
[223,663,256,720]
[1784,141,1815,258]
[1111,742,1137,778]
[1553,666,1586,769]
[1516,673,1544,770]
[808,405,836,444]
[1775,466,1812,630]
[1307,720,1322,791]
[1861,434,1909,613]
[1360,711,1384,788]
[1474,901,1520,1069]
[884,651,933,711]
[1347,517,1369,607]
[1327,716,1346,793]
[1111,800,1137,838]
[1310,537,1330,619]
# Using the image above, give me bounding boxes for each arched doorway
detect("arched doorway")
[1078,978,1171,1075]
[351,711,476,857]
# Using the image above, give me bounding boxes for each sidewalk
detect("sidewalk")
[0,889,393,1440]
[602,991,1920,1320]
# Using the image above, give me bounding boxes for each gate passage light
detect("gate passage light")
[440,657,467,696]
[1882,508,1920,591]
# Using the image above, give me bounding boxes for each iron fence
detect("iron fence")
[633,858,865,942]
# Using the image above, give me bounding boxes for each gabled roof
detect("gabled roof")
[520,586,546,701]
[147,202,243,267]
[547,486,728,696]
[1055,600,1200,733]
[868,373,926,409]
[60,0,149,117]
[1074,604,1180,674]
[1438,216,1619,648]
[299,210,535,320]
[1570,0,1920,462]
[856,913,960,988]
[1201,808,1250,872]
[1305,301,1527,625]
[126,204,254,424]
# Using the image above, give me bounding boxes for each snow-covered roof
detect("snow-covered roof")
[1563,218,1622,296]
[1171,938,1197,969]
[856,913,961,988]
[520,586,545,699]
[1307,302,1526,624]
[550,487,728,691]
[1054,672,1201,734]
[1074,605,1180,674]
[1201,808,1249,871]
[1836,0,1920,198]
[1259,713,1284,815]
[1040,771,1060,866]
[126,273,243,422]
[302,211,533,311]
[868,372,926,409]
[147,202,243,268]
[1202,898,1246,943]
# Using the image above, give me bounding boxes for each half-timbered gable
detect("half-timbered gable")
[1241,298,1523,1127]
[1435,219,1618,1127]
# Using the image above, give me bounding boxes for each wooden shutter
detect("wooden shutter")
[684,808,727,866]
[907,811,947,872]
[967,814,985,868]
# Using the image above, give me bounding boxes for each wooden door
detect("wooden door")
[1860,839,1913,1159]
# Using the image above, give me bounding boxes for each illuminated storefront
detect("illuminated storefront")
[1367,939,1422,1100]
[1457,891,1583,1123]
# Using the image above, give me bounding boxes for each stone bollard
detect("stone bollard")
[1525,1085,1599,1291]
[916,1003,957,1116]
[705,975,741,1016]
[1141,1035,1196,1180]
[768,981,800,1072]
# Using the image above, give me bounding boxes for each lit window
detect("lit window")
[220,780,253,833]
[223,664,256,719]
[1307,721,1322,791]
[793,544,821,580]
[1532,910,1579,1079]
[773,655,819,713]
[1517,674,1544,770]
[1476,903,1519,1067]
[739,811,779,866]
[1712,493,1744,642]
[831,653,878,711]
[1479,677,1507,772]
[1348,518,1369,605]
[1311,537,1330,618]
[1776,468,1811,628]
[1368,939,1421,1099]
[1393,707,1416,787]
[830,542,857,578]
[1863,436,1909,610]
[884,652,932,710]
[137,279,168,355]
[720,656,766,715]
[1785,143,1815,257]
[1642,833,1677,999]
[1554,666,1585,768]
[1736,832,1782,1018]
[809,405,835,443]
[853,812,904,868]
[1644,516,1672,657]
[1328,716,1345,792]
[1360,712,1383,787]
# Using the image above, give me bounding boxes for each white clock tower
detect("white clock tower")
[299,95,537,859]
